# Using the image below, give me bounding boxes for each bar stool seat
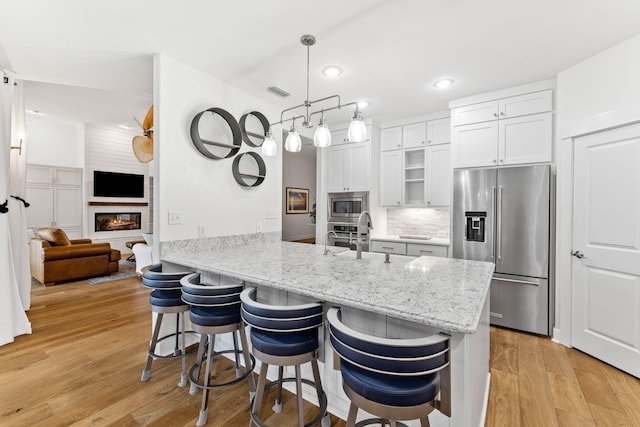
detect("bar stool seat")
[140,264,195,388]
[327,307,451,427]
[241,287,330,427]
[181,273,256,427]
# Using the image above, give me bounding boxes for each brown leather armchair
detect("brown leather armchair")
[30,228,121,285]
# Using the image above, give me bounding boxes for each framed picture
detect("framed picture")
[286,187,309,214]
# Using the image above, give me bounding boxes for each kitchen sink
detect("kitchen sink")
[336,250,413,263]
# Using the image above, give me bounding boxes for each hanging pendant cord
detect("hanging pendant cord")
[0,199,8,213]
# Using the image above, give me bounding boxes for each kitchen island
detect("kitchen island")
[162,237,494,427]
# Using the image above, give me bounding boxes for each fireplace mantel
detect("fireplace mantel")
[89,202,148,206]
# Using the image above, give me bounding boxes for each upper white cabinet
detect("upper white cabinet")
[327,141,371,192]
[427,117,451,145]
[26,164,83,237]
[379,116,451,207]
[403,122,427,149]
[451,89,553,168]
[381,127,402,151]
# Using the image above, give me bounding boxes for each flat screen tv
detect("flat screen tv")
[93,171,144,198]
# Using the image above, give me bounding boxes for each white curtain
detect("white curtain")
[0,71,31,346]
[9,80,30,310]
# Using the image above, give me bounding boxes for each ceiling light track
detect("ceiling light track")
[262,34,367,157]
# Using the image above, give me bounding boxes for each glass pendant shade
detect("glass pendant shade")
[261,131,277,157]
[313,119,332,148]
[347,112,367,142]
[285,128,302,152]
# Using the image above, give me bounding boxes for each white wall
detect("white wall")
[154,54,283,242]
[25,114,84,168]
[554,33,640,345]
[557,33,640,138]
[282,140,316,241]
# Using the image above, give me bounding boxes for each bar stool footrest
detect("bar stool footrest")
[189,349,256,390]
[250,377,328,427]
[147,330,198,361]
[355,420,410,427]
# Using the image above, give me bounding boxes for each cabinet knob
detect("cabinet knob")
[500,112,505,116]
[493,159,497,163]
[427,201,431,204]
[397,201,401,204]
[493,113,498,118]
[499,159,504,163]
[422,141,425,145]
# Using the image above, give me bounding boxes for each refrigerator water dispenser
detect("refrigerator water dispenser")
[465,211,486,242]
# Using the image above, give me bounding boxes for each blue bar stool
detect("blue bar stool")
[327,307,451,427]
[140,263,195,387]
[180,273,256,427]
[240,287,330,427]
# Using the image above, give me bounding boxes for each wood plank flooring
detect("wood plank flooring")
[1,276,638,426]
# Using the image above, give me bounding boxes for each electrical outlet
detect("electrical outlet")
[256,222,262,232]
[265,209,278,219]
[198,225,205,237]
[168,211,182,225]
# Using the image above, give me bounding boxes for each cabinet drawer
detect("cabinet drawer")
[371,240,407,255]
[407,244,447,258]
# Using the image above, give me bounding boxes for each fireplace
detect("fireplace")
[95,212,142,232]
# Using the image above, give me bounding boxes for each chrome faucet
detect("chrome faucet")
[351,211,373,259]
[325,230,338,255]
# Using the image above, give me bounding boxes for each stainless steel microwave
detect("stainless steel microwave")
[328,191,369,222]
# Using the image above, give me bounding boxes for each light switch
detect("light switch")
[168,211,182,225]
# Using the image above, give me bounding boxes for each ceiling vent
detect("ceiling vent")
[267,85,291,98]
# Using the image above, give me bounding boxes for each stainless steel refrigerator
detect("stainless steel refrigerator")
[452,165,552,335]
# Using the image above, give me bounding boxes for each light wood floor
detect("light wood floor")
[1,277,638,426]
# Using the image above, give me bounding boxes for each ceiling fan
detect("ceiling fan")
[132,105,153,163]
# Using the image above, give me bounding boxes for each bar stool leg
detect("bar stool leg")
[390,421,398,427]
[232,331,242,378]
[419,415,431,427]
[346,402,358,427]
[251,362,269,427]
[173,314,181,356]
[179,312,187,387]
[141,312,163,381]
[311,358,331,427]
[238,324,256,397]
[190,334,208,394]
[197,333,215,427]
[272,366,284,413]
[295,364,304,427]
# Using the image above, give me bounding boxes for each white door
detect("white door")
[572,122,640,378]
[380,150,402,206]
[426,144,451,206]
[327,145,347,192]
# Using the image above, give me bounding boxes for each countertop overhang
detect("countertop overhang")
[163,241,493,334]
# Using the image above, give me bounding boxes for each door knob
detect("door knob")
[571,250,586,259]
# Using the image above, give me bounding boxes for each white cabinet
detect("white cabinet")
[380,118,451,207]
[331,128,350,145]
[402,122,426,149]
[451,89,553,168]
[427,117,451,145]
[26,164,83,237]
[381,127,402,151]
[371,240,406,255]
[426,144,451,206]
[406,243,448,257]
[327,141,370,192]
[380,150,402,206]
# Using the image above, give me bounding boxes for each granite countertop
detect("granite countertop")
[371,235,450,246]
[163,241,493,334]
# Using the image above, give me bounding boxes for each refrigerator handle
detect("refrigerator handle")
[497,186,503,260]
[491,186,496,260]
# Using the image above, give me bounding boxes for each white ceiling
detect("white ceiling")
[1,0,640,127]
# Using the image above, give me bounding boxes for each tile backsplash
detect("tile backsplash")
[386,208,450,238]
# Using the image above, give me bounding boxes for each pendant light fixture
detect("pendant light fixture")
[263,34,368,157]
[261,130,277,157]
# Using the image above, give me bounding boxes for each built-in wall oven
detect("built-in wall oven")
[327,191,370,250]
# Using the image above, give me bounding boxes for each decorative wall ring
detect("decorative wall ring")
[232,152,266,187]
[190,108,242,159]
[239,111,270,147]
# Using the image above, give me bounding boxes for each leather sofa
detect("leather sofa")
[30,228,121,285]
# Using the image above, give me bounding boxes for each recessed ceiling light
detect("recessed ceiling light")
[433,78,454,89]
[322,66,342,77]
[357,100,371,109]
